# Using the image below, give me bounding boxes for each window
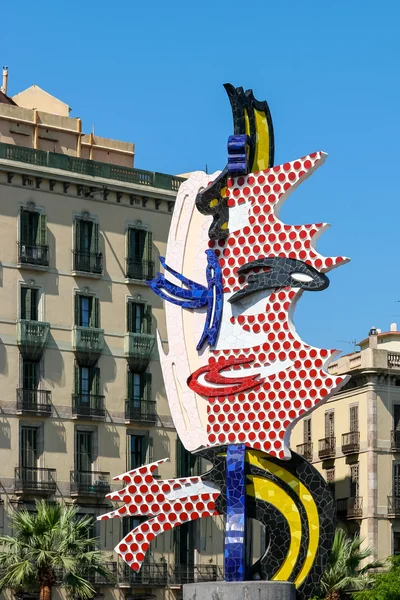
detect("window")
[127,434,152,470]
[20,426,39,469]
[176,438,200,477]
[394,532,400,556]
[75,365,100,401]
[326,468,335,498]
[127,301,152,334]
[74,294,99,328]
[350,464,359,498]
[76,431,92,472]
[394,465,400,497]
[349,406,359,432]
[303,418,312,443]
[123,516,146,538]
[127,372,152,405]
[394,406,400,431]
[19,209,48,266]
[22,360,40,391]
[74,218,101,274]
[325,410,335,438]
[21,287,39,321]
[126,228,153,280]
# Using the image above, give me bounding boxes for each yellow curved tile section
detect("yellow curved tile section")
[244,109,271,173]
[247,451,319,587]
[247,475,301,581]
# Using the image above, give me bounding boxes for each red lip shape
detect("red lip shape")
[188,356,264,397]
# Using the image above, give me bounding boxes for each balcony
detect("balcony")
[388,352,400,369]
[73,251,103,275]
[125,400,157,424]
[18,242,49,268]
[17,320,50,360]
[72,394,105,420]
[171,564,224,584]
[388,496,400,518]
[125,259,155,281]
[70,470,110,496]
[336,497,363,519]
[120,562,168,586]
[15,467,56,495]
[87,562,117,586]
[296,442,313,461]
[124,332,155,372]
[72,326,104,366]
[347,496,363,519]
[16,389,52,416]
[318,437,336,459]
[0,141,185,192]
[342,431,360,454]
[391,430,400,452]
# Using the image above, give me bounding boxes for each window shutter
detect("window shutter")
[74,363,80,394]
[20,209,29,244]
[127,228,134,259]
[37,213,47,246]
[127,369,133,399]
[144,231,153,263]
[147,435,154,463]
[127,301,133,333]
[91,367,100,395]
[24,288,32,321]
[75,219,81,251]
[90,297,99,328]
[143,435,153,464]
[91,222,99,254]
[144,304,152,334]
[143,373,152,403]
[74,294,80,327]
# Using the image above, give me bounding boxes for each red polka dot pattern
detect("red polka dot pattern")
[197,153,348,458]
[98,460,220,571]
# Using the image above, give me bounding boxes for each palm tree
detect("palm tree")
[0,500,114,600]
[315,528,384,600]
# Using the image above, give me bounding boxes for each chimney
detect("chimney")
[391,322,397,332]
[1,66,8,95]
[369,326,378,349]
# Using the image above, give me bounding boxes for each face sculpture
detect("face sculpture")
[99,85,350,598]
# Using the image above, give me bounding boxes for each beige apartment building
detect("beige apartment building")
[291,325,400,561]
[0,70,224,600]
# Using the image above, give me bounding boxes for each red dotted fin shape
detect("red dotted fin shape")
[98,461,220,571]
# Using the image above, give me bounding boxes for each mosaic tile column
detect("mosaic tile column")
[225,444,246,581]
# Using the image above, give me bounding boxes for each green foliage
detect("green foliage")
[353,556,400,600]
[312,528,384,600]
[0,500,114,599]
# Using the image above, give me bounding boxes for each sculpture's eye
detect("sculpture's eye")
[290,272,314,284]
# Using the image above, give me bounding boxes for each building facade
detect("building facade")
[0,79,225,600]
[291,325,400,561]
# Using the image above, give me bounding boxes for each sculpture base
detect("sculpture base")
[183,581,296,600]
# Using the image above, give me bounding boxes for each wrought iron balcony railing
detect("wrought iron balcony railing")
[318,437,336,459]
[125,258,155,281]
[347,496,363,519]
[124,332,155,372]
[125,400,157,424]
[86,562,118,585]
[16,389,52,416]
[342,431,360,454]
[15,467,56,495]
[391,430,400,451]
[17,319,50,360]
[388,496,400,517]
[120,562,168,586]
[18,242,49,267]
[72,394,105,419]
[296,442,313,461]
[70,470,110,496]
[72,326,104,366]
[171,564,224,584]
[73,250,103,274]
[0,141,185,191]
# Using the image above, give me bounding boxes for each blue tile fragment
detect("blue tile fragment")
[225,444,246,581]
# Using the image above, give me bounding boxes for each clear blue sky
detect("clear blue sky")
[1,0,399,353]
